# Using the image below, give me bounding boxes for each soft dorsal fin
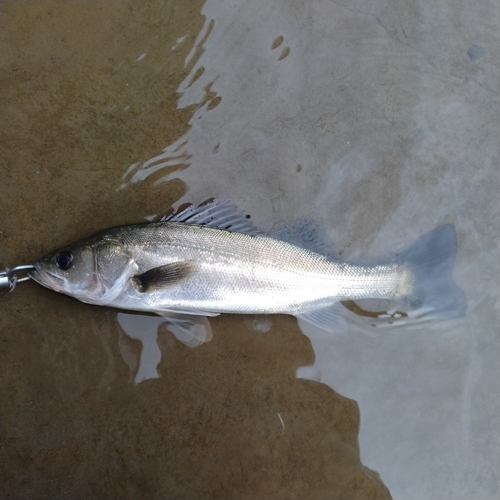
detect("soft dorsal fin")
[271,220,338,257]
[160,199,262,235]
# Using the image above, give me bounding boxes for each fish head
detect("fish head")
[30,238,98,298]
[30,234,137,305]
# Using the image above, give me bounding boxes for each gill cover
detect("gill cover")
[90,239,137,305]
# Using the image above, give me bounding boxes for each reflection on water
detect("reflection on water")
[117,313,164,384]
[2,0,499,498]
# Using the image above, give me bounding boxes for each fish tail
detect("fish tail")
[399,224,467,318]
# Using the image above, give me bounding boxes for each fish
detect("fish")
[29,199,467,346]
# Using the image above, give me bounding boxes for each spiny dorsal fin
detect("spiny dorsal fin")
[161,199,262,235]
[133,261,195,293]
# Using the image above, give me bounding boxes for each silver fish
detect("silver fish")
[29,200,466,346]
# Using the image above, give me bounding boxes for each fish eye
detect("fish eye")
[55,251,73,270]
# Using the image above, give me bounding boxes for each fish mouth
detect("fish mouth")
[29,263,66,292]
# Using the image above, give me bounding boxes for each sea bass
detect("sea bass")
[29,200,466,346]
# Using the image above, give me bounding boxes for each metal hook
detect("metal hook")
[0,265,35,293]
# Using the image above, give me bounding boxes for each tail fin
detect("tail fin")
[399,224,467,318]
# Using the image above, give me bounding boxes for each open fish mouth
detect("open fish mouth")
[29,264,66,292]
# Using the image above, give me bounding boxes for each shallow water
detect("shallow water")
[1,1,499,499]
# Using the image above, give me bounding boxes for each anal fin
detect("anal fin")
[296,302,347,333]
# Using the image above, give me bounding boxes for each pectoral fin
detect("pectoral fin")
[133,261,195,293]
